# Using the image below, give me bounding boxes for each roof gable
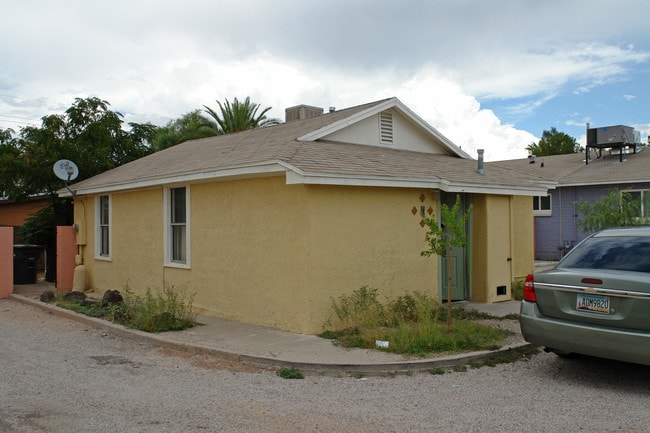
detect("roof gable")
[299,97,470,157]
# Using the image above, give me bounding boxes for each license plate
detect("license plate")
[576,293,610,314]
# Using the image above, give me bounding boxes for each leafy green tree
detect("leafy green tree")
[1,97,155,280]
[0,128,14,145]
[421,195,472,332]
[576,189,644,232]
[3,97,154,200]
[203,97,280,134]
[526,127,582,156]
[150,110,219,151]
[0,129,21,198]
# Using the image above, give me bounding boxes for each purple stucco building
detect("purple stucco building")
[496,146,650,260]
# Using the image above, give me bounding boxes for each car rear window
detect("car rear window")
[559,236,650,273]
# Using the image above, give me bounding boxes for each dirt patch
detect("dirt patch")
[155,346,265,373]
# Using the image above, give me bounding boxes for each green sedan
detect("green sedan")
[520,227,650,366]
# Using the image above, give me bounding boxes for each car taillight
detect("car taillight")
[523,273,537,302]
[581,278,603,285]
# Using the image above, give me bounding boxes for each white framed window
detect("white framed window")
[95,195,112,259]
[164,186,190,267]
[533,194,552,216]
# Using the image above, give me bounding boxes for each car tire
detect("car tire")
[545,347,574,358]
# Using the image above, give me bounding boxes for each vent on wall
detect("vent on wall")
[379,112,394,144]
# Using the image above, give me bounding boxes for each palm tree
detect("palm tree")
[203,97,280,134]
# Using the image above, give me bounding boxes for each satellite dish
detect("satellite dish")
[53,159,79,181]
[53,159,79,197]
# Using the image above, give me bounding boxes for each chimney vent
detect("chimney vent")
[477,149,485,175]
[285,105,324,122]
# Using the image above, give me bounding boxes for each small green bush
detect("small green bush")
[511,279,524,301]
[330,286,387,329]
[277,367,304,379]
[122,285,197,333]
[386,291,441,326]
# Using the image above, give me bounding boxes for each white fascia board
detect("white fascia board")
[285,170,444,189]
[559,179,650,188]
[285,171,552,196]
[60,162,288,197]
[443,183,552,196]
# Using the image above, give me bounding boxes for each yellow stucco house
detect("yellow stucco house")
[60,98,551,334]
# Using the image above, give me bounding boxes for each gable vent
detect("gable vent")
[380,112,394,144]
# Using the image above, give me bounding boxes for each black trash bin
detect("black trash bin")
[13,244,43,284]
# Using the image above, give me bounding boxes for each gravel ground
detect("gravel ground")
[2,299,650,432]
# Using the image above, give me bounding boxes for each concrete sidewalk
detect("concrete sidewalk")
[9,285,527,376]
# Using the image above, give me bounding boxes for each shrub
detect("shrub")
[511,279,524,301]
[386,292,440,326]
[54,284,196,333]
[323,287,510,356]
[277,367,304,379]
[330,286,386,329]
[123,285,197,333]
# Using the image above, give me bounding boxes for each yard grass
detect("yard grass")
[320,287,514,357]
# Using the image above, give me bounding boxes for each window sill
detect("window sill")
[164,262,191,270]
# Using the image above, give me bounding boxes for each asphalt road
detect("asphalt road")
[1,299,650,432]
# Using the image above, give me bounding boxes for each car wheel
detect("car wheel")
[545,347,573,358]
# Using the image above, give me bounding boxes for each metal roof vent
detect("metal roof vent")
[477,149,485,175]
[380,112,393,144]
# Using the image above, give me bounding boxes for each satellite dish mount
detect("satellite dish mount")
[53,159,79,197]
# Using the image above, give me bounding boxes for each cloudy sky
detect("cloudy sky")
[2,0,649,161]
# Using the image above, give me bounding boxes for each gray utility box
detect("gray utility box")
[589,125,635,147]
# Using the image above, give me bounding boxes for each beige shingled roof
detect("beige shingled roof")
[286,139,552,194]
[62,98,553,198]
[493,147,650,187]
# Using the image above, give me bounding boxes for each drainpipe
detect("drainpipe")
[559,188,563,259]
[477,149,485,175]
[586,122,590,165]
